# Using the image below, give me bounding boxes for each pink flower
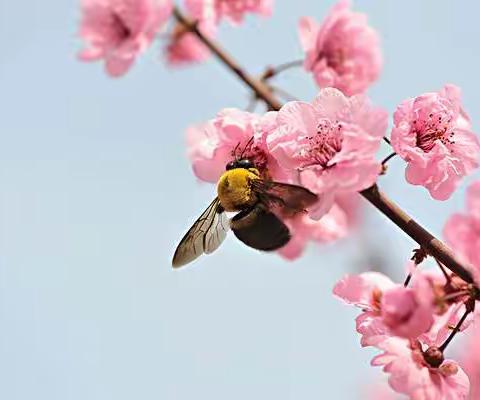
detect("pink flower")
[372,338,470,400]
[458,326,480,400]
[165,20,215,65]
[78,0,172,77]
[444,181,480,276]
[334,271,436,342]
[391,84,480,200]
[381,278,435,340]
[186,0,273,25]
[186,108,353,259]
[298,0,382,96]
[277,202,350,260]
[186,108,284,183]
[266,88,387,218]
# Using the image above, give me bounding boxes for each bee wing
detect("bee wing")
[251,180,318,215]
[172,198,229,268]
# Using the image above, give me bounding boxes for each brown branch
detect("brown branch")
[173,7,475,285]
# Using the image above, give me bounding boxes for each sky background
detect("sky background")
[1,1,479,399]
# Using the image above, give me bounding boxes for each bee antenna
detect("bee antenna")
[232,142,241,158]
[240,136,254,158]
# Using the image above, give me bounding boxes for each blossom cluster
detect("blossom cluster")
[77,0,274,75]
[334,266,476,399]
[187,88,386,258]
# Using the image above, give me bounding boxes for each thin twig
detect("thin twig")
[173,6,476,286]
[439,308,471,352]
[381,152,397,166]
[267,59,304,77]
[269,85,299,101]
[435,259,452,282]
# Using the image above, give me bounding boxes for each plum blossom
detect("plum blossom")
[443,181,480,278]
[165,20,216,65]
[78,0,172,77]
[266,88,387,218]
[298,0,382,96]
[334,271,436,344]
[277,202,350,260]
[458,326,480,400]
[391,85,480,200]
[186,108,354,259]
[372,338,470,400]
[185,0,273,25]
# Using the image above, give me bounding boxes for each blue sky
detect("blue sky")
[1,1,479,399]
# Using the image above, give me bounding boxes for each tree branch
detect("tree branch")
[173,7,475,285]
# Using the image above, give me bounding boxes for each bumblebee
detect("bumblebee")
[172,157,318,268]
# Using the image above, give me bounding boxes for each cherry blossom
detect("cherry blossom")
[185,0,274,25]
[298,0,382,96]
[372,338,470,400]
[78,0,172,76]
[458,326,480,400]
[444,181,480,277]
[391,85,480,200]
[266,88,387,218]
[334,271,437,342]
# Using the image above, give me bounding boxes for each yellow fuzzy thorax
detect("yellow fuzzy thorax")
[217,168,260,212]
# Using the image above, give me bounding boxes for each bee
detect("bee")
[172,145,318,268]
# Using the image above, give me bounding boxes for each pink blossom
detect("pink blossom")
[78,0,172,77]
[186,108,284,183]
[186,0,273,25]
[391,85,480,200]
[458,326,480,400]
[277,202,349,260]
[444,181,480,276]
[334,271,436,343]
[164,20,215,65]
[298,0,382,96]
[372,338,470,400]
[266,88,387,218]
[186,108,353,259]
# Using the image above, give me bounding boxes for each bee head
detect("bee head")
[226,158,254,170]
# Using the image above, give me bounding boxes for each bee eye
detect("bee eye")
[238,159,253,169]
[226,161,236,170]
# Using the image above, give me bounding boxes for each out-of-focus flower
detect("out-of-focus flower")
[266,87,387,219]
[186,108,354,259]
[372,338,470,400]
[444,181,480,277]
[278,202,349,260]
[186,0,273,25]
[165,19,215,65]
[458,326,480,400]
[334,271,436,343]
[78,0,172,77]
[391,84,479,200]
[298,0,382,96]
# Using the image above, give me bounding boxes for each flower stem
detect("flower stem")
[172,6,476,286]
[381,152,397,166]
[435,259,451,282]
[439,308,471,352]
[265,60,304,77]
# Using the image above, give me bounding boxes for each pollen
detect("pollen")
[301,118,343,169]
[414,111,456,153]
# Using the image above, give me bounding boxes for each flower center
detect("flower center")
[413,111,455,153]
[302,119,343,169]
[110,12,132,43]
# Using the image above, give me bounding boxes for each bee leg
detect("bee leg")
[230,204,291,251]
